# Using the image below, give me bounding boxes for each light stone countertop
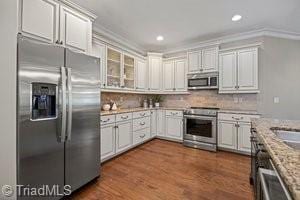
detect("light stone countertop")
[252,118,300,200]
[218,109,260,115]
[100,107,185,116]
[101,107,260,116]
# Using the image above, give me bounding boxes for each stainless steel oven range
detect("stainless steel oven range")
[183,107,219,151]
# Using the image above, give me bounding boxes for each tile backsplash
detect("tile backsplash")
[162,90,257,111]
[101,90,258,111]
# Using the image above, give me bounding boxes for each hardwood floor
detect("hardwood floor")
[69,139,254,200]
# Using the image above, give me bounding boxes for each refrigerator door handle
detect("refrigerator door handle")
[60,67,67,142]
[66,68,73,141]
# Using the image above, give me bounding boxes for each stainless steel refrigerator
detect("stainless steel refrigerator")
[17,35,100,199]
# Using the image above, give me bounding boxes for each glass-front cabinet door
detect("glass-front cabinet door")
[107,48,121,88]
[123,54,135,89]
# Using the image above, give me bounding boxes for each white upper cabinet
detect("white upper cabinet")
[219,47,259,93]
[135,59,147,90]
[174,59,186,91]
[163,58,187,92]
[60,6,92,53]
[148,53,162,91]
[20,0,59,43]
[219,51,237,92]
[202,47,218,72]
[163,61,175,91]
[237,48,258,91]
[188,51,201,73]
[187,46,218,74]
[91,41,107,88]
[20,0,94,54]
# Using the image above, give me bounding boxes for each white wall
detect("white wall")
[258,36,300,120]
[0,0,18,199]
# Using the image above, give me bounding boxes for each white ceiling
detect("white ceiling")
[71,0,300,52]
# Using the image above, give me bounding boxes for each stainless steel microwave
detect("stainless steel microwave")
[187,73,218,90]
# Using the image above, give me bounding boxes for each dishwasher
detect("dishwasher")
[258,160,292,200]
[251,128,292,200]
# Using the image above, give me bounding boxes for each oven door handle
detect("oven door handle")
[184,115,216,120]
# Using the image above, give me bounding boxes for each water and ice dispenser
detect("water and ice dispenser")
[31,83,57,120]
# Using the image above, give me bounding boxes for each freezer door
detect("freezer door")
[65,49,101,192]
[17,36,65,199]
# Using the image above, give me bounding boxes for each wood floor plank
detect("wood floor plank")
[69,139,254,200]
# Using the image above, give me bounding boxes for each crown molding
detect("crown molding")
[93,25,146,56]
[59,0,97,20]
[162,28,300,55]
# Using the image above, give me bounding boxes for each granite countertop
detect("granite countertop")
[218,109,260,115]
[251,118,300,200]
[100,107,185,116]
[101,107,260,116]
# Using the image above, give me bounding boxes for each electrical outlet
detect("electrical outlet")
[273,97,280,104]
[239,98,243,103]
[120,97,123,102]
[180,97,184,101]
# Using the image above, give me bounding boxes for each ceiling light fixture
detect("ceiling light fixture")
[232,15,242,22]
[156,35,164,41]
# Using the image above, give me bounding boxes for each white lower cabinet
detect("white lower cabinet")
[150,110,157,138]
[165,116,183,140]
[237,123,252,152]
[218,113,260,154]
[133,128,150,145]
[115,120,132,153]
[100,123,115,161]
[157,110,165,137]
[218,121,237,150]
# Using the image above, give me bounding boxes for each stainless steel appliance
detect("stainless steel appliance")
[17,35,101,199]
[183,107,218,151]
[187,72,218,90]
[250,129,292,200]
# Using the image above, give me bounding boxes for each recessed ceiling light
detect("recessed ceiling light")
[232,15,242,22]
[156,35,164,41]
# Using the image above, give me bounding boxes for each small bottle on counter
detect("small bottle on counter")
[149,99,153,108]
[143,99,148,108]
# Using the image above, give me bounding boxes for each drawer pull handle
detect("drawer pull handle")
[140,134,146,138]
[101,118,110,123]
[140,122,146,126]
[121,116,129,119]
[171,112,178,115]
[232,116,243,120]
[140,113,146,116]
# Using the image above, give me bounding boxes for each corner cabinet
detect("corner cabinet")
[187,46,218,74]
[148,53,163,91]
[20,0,94,54]
[163,58,187,92]
[219,47,259,93]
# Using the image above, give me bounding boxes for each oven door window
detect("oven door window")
[188,78,209,87]
[186,118,212,138]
